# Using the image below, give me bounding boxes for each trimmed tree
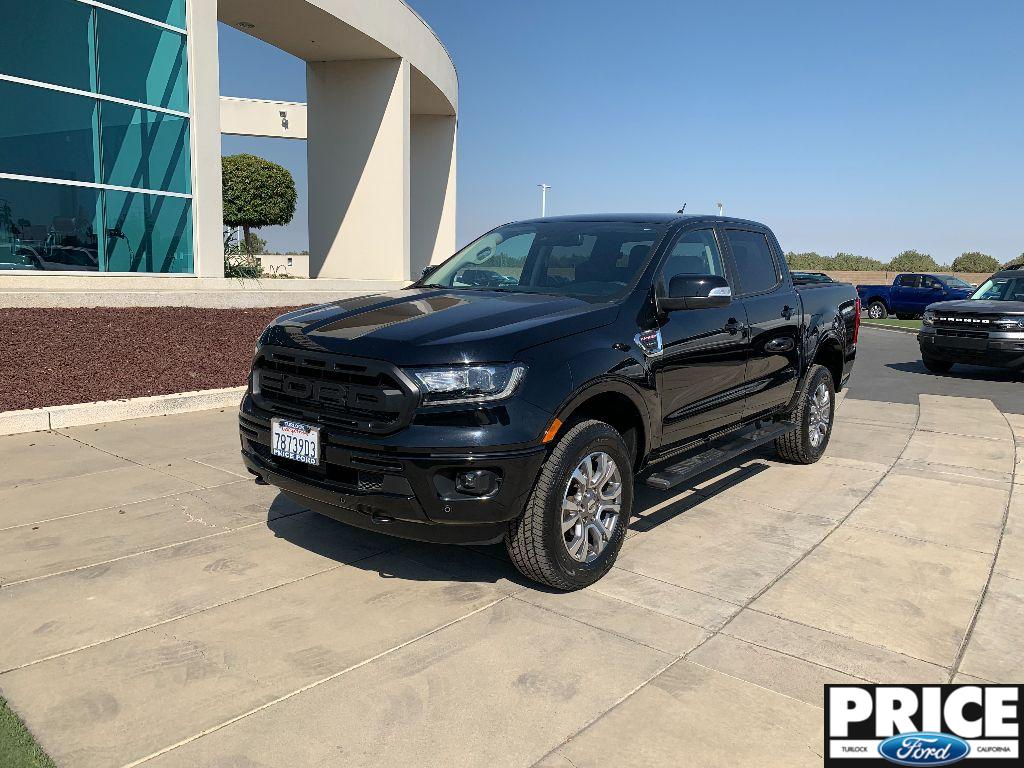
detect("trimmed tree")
[832,252,886,271]
[951,251,999,273]
[222,154,297,256]
[888,249,938,272]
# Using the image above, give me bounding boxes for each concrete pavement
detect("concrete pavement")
[0,394,1021,767]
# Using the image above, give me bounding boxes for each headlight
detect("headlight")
[922,310,935,326]
[408,363,527,405]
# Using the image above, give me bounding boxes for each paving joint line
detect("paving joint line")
[947,405,1018,682]
[0,508,309,588]
[120,595,512,768]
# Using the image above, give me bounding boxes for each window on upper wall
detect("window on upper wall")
[103,190,193,273]
[0,80,99,183]
[0,178,102,272]
[96,8,189,112]
[100,102,192,194]
[0,0,95,92]
[100,0,186,28]
[725,229,780,294]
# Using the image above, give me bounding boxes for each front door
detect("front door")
[722,227,801,418]
[651,227,750,447]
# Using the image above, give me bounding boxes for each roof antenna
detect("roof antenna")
[676,203,687,214]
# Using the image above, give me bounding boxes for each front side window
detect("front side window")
[421,221,666,299]
[725,229,778,294]
[945,276,972,290]
[662,229,727,282]
[972,277,1024,302]
[922,276,943,290]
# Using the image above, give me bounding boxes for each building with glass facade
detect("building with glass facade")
[0,0,457,282]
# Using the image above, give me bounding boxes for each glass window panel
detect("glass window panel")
[96,10,188,112]
[104,190,192,273]
[0,178,101,272]
[0,0,95,91]
[0,81,99,183]
[725,229,780,294]
[99,0,186,28]
[101,102,191,193]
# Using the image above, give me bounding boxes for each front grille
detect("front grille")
[932,312,997,337]
[936,328,988,339]
[253,346,417,434]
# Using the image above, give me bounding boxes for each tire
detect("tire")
[866,301,888,320]
[506,420,633,590]
[775,364,835,464]
[922,355,953,374]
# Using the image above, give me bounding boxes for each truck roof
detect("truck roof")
[514,213,770,228]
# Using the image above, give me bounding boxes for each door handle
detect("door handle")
[781,305,794,319]
[724,318,744,335]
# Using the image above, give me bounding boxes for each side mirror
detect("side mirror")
[659,274,731,312]
[421,264,439,278]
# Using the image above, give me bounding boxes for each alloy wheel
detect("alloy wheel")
[808,381,831,448]
[561,452,622,563]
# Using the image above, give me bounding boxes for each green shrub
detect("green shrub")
[832,252,886,270]
[1001,253,1024,269]
[951,252,999,273]
[888,250,939,272]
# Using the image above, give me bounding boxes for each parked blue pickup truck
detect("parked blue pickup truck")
[857,273,974,319]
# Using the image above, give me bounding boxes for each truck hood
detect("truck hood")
[260,288,619,366]
[926,299,1024,315]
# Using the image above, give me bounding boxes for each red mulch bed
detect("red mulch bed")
[0,307,305,411]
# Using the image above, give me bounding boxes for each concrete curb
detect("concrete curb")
[0,387,246,436]
[862,321,920,334]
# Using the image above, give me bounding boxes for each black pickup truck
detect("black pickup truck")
[240,214,859,589]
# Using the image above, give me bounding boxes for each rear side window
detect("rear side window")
[897,274,922,288]
[661,229,727,282]
[725,229,778,294]
[922,276,942,289]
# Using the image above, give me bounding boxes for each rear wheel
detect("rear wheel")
[506,420,632,590]
[775,364,834,464]
[867,301,888,320]
[922,355,953,374]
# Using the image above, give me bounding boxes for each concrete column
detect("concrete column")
[186,0,224,277]
[411,115,457,275]
[306,58,411,280]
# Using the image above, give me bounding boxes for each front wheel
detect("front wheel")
[506,420,633,590]
[867,301,888,320]
[775,364,835,464]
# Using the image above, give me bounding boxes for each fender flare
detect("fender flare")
[552,376,656,458]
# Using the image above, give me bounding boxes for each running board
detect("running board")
[643,421,797,491]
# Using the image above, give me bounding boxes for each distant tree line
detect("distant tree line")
[785,250,1022,273]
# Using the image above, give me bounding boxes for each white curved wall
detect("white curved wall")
[193,0,457,279]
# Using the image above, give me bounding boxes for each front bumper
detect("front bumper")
[239,397,547,545]
[919,330,1024,368]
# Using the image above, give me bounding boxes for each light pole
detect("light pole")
[538,184,551,217]
[717,202,724,217]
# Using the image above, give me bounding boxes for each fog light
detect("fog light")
[455,469,500,496]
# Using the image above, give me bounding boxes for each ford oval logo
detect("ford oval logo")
[878,732,970,766]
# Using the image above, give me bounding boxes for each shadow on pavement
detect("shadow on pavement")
[263,456,773,588]
[886,360,1022,382]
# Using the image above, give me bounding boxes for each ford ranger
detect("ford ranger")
[239,214,859,590]
[857,273,973,320]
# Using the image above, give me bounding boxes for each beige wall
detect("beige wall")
[307,58,411,280]
[187,0,225,277]
[820,271,990,287]
[220,97,308,140]
[411,115,457,275]
[255,253,309,278]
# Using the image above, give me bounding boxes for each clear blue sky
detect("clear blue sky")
[219,0,1023,264]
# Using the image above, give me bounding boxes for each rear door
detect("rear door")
[652,226,750,446]
[721,227,801,419]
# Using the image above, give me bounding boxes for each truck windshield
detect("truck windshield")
[944,276,973,290]
[972,276,1024,302]
[417,221,669,299]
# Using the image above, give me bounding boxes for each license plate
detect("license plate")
[270,419,320,465]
